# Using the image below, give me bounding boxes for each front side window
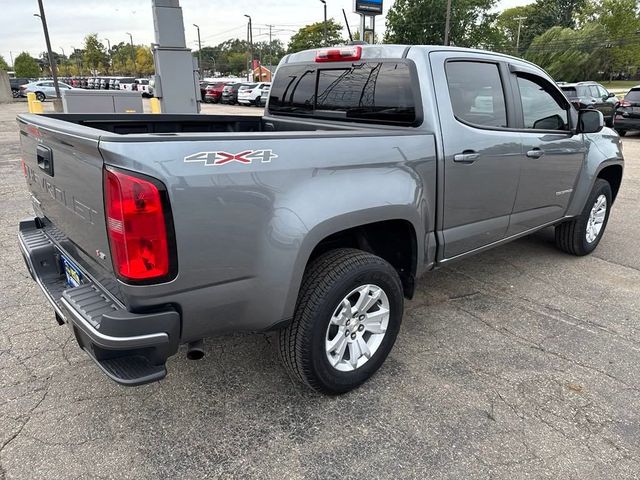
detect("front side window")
[445,61,507,128]
[516,76,570,131]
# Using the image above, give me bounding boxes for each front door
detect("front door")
[431,53,523,259]
[508,72,585,234]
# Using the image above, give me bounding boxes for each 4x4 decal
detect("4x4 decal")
[184,149,278,166]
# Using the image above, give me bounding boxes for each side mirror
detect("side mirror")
[577,109,604,134]
[607,92,616,99]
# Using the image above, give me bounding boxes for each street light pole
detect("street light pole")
[193,24,202,77]
[244,14,253,82]
[103,38,111,73]
[320,0,327,46]
[126,32,135,76]
[34,1,61,102]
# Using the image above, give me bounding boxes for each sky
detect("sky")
[0,0,532,66]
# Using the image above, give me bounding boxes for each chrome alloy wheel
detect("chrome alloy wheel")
[325,284,390,372]
[586,194,607,244]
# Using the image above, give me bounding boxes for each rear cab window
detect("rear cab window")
[268,61,419,126]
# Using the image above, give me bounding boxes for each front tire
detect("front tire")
[35,92,46,102]
[555,178,612,256]
[279,249,404,395]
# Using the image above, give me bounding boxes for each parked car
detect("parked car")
[9,78,30,98]
[221,83,242,104]
[17,45,623,394]
[613,85,640,136]
[19,80,73,101]
[559,81,617,126]
[238,82,270,106]
[117,78,137,91]
[133,78,154,97]
[203,82,226,103]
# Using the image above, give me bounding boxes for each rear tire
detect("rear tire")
[555,179,612,256]
[12,89,20,98]
[35,92,45,102]
[617,129,627,137]
[279,248,404,395]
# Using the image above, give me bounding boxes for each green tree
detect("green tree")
[83,34,108,74]
[525,24,608,81]
[136,46,155,76]
[287,19,344,53]
[384,0,503,48]
[13,52,40,78]
[0,55,9,71]
[595,0,640,78]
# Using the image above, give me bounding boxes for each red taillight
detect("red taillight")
[315,46,362,63]
[104,167,175,283]
[21,158,27,177]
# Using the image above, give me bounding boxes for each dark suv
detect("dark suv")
[613,86,640,136]
[9,78,31,98]
[559,82,617,126]
[221,83,241,104]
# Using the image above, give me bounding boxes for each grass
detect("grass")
[600,80,639,91]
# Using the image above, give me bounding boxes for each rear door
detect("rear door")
[431,52,523,258]
[508,69,585,234]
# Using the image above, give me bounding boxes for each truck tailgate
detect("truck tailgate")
[17,115,115,282]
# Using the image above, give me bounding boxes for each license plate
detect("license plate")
[61,255,82,288]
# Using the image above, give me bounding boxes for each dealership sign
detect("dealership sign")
[354,0,383,15]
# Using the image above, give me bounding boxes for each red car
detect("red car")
[204,82,226,103]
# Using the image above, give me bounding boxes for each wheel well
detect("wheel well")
[598,165,623,202]
[308,220,418,299]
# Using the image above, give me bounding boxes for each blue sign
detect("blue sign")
[354,0,383,15]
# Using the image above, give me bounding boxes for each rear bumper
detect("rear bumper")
[613,114,640,131]
[18,218,180,386]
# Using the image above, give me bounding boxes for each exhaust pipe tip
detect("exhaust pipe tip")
[186,339,205,361]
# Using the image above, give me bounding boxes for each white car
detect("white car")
[238,82,271,106]
[20,81,73,101]
[135,78,154,97]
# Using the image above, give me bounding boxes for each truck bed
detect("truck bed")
[37,113,358,136]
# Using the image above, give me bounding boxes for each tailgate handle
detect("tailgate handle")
[36,145,54,177]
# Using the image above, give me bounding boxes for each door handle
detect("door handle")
[453,151,479,163]
[526,149,544,159]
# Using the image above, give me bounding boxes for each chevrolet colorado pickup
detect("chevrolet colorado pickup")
[17,45,623,394]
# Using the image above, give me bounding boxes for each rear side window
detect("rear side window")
[625,89,640,102]
[269,62,417,125]
[445,61,507,128]
[561,87,577,97]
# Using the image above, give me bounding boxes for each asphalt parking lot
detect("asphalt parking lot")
[1,99,639,479]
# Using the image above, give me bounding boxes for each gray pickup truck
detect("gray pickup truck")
[17,45,623,394]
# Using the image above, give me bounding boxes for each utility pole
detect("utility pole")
[9,51,13,68]
[444,0,452,46]
[193,24,202,76]
[515,16,526,55]
[71,45,80,74]
[267,24,273,68]
[244,14,253,82]
[34,1,61,105]
[320,0,327,46]
[126,32,135,76]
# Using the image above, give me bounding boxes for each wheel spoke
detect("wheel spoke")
[357,337,371,359]
[330,299,351,326]
[348,341,361,369]
[594,210,606,223]
[328,335,348,366]
[354,286,382,314]
[363,309,388,334]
